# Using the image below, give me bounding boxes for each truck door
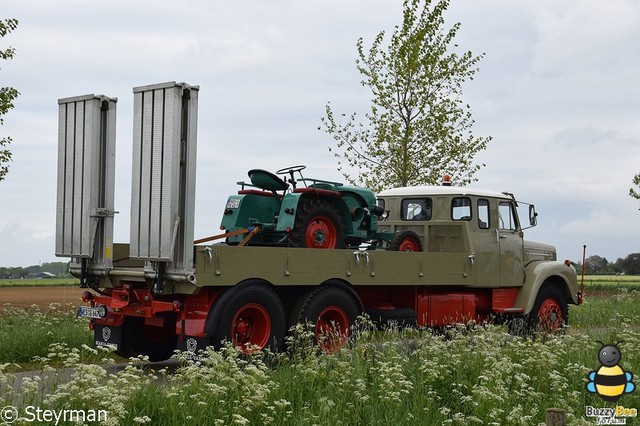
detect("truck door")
[497,201,525,286]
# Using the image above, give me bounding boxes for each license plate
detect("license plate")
[77,305,106,319]
[226,198,240,209]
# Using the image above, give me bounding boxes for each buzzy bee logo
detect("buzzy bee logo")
[585,342,637,424]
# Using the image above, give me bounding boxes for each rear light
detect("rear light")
[88,321,94,331]
[82,291,93,303]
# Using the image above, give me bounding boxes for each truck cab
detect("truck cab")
[376,184,579,316]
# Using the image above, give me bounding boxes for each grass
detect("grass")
[0,304,106,368]
[1,291,639,425]
[0,278,79,287]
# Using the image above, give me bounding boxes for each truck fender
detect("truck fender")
[320,279,365,313]
[516,261,579,315]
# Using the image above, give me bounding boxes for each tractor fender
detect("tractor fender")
[515,261,579,315]
[276,192,351,233]
[275,193,304,231]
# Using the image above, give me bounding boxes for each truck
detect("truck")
[56,82,580,361]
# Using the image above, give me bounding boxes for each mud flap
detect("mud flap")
[93,324,122,351]
[177,336,210,360]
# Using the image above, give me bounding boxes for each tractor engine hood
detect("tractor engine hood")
[524,240,557,262]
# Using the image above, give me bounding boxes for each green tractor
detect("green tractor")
[220,165,390,249]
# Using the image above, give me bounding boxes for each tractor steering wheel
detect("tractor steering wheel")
[276,165,306,189]
[276,165,306,175]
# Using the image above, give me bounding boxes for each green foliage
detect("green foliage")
[0,262,71,280]
[0,18,19,182]
[631,172,640,201]
[320,0,490,192]
[3,294,640,424]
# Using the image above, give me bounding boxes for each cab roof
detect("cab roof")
[377,185,513,200]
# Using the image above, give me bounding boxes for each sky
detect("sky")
[1,0,639,267]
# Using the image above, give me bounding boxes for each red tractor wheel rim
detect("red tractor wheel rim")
[398,237,420,252]
[315,306,349,353]
[538,298,563,331]
[305,215,338,249]
[231,303,271,354]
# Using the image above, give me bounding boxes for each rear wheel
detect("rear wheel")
[119,313,177,362]
[389,229,423,252]
[291,285,360,353]
[289,199,345,249]
[208,283,286,354]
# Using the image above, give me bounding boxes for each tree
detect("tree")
[583,255,611,275]
[616,253,640,276]
[320,0,490,192]
[0,18,19,182]
[630,172,640,201]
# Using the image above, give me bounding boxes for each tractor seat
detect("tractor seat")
[247,169,289,192]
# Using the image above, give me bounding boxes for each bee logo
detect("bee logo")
[586,342,635,403]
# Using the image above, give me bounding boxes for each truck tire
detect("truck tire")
[509,284,568,335]
[119,313,177,362]
[530,284,568,331]
[291,285,360,353]
[289,199,345,249]
[389,229,423,252]
[208,283,286,354]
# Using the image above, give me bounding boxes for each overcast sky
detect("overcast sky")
[1,0,639,267]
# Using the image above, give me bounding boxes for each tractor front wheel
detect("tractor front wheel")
[389,229,423,252]
[289,199,345,249]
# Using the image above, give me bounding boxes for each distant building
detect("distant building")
[33,272,56,279]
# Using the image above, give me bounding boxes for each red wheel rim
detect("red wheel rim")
[538,298,563,331]
[305,215,338,249]
[231,303,271,354]
[398,237,420,252]
[315,306,349,353]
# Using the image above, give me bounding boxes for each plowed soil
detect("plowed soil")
[0,286,84,310]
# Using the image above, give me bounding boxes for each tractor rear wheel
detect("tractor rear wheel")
[289,199,345,249]
[389,229,423,252]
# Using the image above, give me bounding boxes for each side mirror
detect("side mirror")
[529,205,538,226]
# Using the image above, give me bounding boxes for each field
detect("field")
[1,286,640,425]
[0,278,79,287]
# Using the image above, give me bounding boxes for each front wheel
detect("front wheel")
[389,229,423,252]
[510,285,568,335]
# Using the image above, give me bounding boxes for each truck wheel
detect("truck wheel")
[389,229,423,252]
[509,285,567,335]
[289,199,345,249]
[530,285,568,332]
[208,283,286,354]
[292,285,360,353]
[119,314,177,362]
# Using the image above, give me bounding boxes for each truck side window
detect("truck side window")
[401,198,432,221]
[477,199,490,229]
[498,202,518,231]
[452,197,472,221]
